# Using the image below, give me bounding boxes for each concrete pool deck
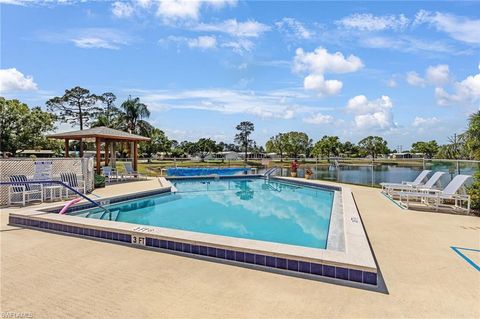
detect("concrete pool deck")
[1,177,479,318]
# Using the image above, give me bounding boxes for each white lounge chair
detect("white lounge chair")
[8,175,43,206]
[102,166,118,183]
[384,171,445,197]
[60,172,86,197]
[380,170,431,193]
[398,174,472,213]
[122,162,145,180]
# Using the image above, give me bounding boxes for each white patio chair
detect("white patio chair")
[398,175,472,213]
[102,166,118,183]
[60,172,86,197]
[380,170,431,193]
[384,171,445,197]
[8,175,43,206]
[122,162,145,179]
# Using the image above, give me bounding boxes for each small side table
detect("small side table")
[44,185,63,202]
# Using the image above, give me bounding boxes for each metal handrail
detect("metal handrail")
[264,167,278,177]
[0,180,112,220]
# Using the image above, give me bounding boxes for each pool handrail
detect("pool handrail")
[264,167,279,178]
[0,180,112,219]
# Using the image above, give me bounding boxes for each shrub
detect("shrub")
[468,171,480,213]
[94,174,105,188]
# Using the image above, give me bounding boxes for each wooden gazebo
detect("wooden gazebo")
[47,126,150,174]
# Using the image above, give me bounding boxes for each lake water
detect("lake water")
[259,162,479,188]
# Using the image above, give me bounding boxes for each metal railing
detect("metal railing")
[0,180,112,220]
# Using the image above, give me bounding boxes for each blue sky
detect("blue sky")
[1,0,479,149]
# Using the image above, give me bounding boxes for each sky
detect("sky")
[1,0,479,150]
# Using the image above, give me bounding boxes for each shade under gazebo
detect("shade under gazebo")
[47,126,150,174]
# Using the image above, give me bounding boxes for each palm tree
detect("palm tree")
[463,111,480,159]
[121,96,151,135]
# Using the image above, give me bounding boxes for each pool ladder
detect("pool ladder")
[264,167,279,179]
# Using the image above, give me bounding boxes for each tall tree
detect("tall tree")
[46,86,100,130]
[411,140,439,158]
[92,92,124,129]
[121,96,151,135]
[358,136,389,158]
[234,121,255,163]
[283,131,312,158]
[195,138,219,161]
[0,98,56,156]
[463,111,480,160]
[265,133,288,161]
[312,136,341,159]
[141,128,171,158]
[436,133,467,159]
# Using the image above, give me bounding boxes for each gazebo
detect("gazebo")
[47,126,150,174]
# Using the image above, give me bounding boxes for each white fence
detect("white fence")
[0,157,94,206]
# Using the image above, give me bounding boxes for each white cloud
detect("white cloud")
[112,1,134,18]
[425,64,449,86]
[435,68,480,108]
[133,88,308,120]
[160,35,217,50]
[276,17,313,40]
[187,35,217,49]
[406,71,426,87]
[407,64,450,87]
[293,47,363,96]
[346,95,396,130]
[0,68,38,92]
[38,28,132,50]
[303,75,342,96]
[293,47,363,74]
[414,10,480,44]
[156,0,237,22]
[386,78,397,88]
[360,35,460,55]
[302,113,334,125]
[193,19,270,37]
[336,13,409,31]
[221,39,254,54]
[412,116,440,127]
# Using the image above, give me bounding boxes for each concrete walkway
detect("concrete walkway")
[1,178,479,318]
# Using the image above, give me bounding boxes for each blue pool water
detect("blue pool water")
[75,178,334,249]
[166,167,248,176]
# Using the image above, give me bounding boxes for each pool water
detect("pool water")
[75,178,335,249]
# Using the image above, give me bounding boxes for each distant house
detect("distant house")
[389,152,424,159]
[215,151,241,160]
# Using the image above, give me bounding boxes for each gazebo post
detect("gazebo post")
[105,140,110,166]
[133,141,138,171]
[79,138,84,158]
[95,137,101,174]
[65,139,69,157]
[112,142,116,168]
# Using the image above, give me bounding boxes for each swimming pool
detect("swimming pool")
[75,178,334,249]
[9,176,378,286]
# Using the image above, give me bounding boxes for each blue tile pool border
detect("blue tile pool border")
[9,216,132,243]
[8,215,377,286]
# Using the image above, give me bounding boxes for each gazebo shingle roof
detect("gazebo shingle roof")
[47,126,150,141]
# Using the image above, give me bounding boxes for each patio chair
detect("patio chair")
[398,174,472,213]
[384,171,445,197]
[8,175,43,206]
[380,170,431,193]
[60,172,86,197]
[122,162,145,179]
[102,166,118,183]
